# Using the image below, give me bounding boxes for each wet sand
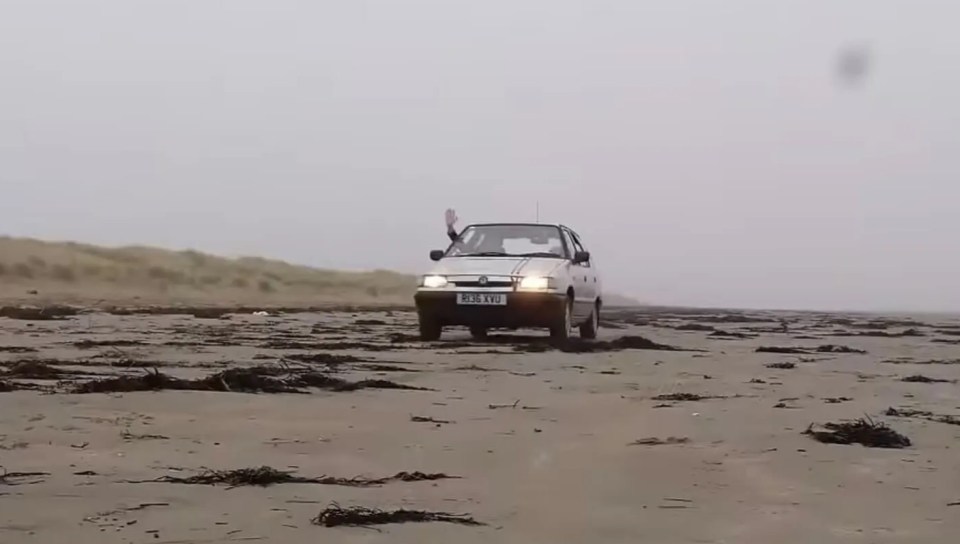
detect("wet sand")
[2,307,959,543]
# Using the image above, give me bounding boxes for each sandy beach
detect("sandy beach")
[2,306,959,543]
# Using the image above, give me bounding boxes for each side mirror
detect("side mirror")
[429,250,445,261]
[573,251,590,264]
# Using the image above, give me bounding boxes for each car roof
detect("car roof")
[463,223,581,234]
[464,222,565,228]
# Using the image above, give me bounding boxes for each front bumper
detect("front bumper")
[414,290,566,328]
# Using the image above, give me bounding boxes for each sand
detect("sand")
[1,307,959,543]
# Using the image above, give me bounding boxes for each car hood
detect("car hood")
[428,257,565,278]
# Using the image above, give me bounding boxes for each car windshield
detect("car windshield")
[447,224,566,258]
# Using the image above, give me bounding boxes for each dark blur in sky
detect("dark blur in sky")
[2,1,958,311]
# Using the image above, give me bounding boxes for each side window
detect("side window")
[569,231,589,266]
[570,231,587,251]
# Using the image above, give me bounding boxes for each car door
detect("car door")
[561,227,591,320]
[568,229,597,309]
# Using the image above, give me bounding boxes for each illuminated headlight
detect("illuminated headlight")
[421,275,448,288]
[518,276,553,290]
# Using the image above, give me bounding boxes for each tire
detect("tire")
[469,326,488,339]
[549,297,573,341]
[579,301,599,339]
[418,314,442,341]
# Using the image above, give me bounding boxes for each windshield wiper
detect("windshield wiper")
[460,251,510,257]
[516,252,562,258]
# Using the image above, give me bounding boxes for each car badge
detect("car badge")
[478,276,488,286]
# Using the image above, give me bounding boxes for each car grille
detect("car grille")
[451,280,514,288]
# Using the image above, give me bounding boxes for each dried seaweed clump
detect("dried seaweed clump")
[73,339,147,349]
[803,417,911,448]
[885,407,960,426]
[312,502,483,528]
[72,366,429,395]
[836,328,926,338]
[72,369,191,393]
[2,360,65,379]
[0,470,49,485]
[199,367,301,393]
[140,466,457,488]
[756,346,808,354]
[294,373,429,392]
[1,305,78,321]
[0,346,38,354]
[651,393,710,402]
[674,323,715,332]
[629,436,690,446]
[816,344,866,354]
[709,330,751,339]
[901,374,954,384]
[284,352,364,366]
[411,415,452,424]
[166,466,303,486]
[557,335,682,353]
[72,366,299,394]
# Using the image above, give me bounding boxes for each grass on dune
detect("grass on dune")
[0,236,415,306]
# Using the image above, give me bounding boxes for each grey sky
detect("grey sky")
[2,1,958,311]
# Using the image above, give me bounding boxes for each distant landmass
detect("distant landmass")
[603,293,642,307]
[0,236,640,308]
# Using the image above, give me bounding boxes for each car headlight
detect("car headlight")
[421,275,448,288]
[518,276,552,290]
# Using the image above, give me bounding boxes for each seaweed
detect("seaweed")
[0,346,38,354]
[552,336,683,353]
[901,374,955,384]
[312,503,483,528]
[73,369,198,394]
[628,437,690,446]
[816,344,867,354]
[885,407,960,426]
[73,339,147,349]
[136,466,457,488]
[1,360,72,380]
[0,469,49,486]
[756,346,808,354]
[410,415,452,424]
[651,393,714,402]
[72,366,429,394]
[803,417,910,448]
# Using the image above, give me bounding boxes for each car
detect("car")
[413,222,602,341]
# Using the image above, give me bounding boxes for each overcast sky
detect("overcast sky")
[2,1,958,311]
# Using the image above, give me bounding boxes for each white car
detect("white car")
[414,222,602,341]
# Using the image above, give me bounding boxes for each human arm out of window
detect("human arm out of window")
[445,208,460,242]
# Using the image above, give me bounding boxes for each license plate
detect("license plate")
[457,292,507,306]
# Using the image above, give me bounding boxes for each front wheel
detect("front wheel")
[549,297,573,341]
[579,302,599,339]
[418,314,442,341]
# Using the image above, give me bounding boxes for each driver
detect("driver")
[474,233,505,254]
